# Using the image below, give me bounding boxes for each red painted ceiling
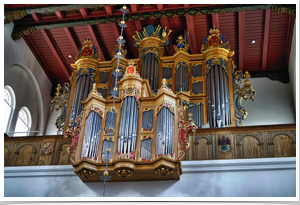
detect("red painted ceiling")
[5,4,295,84]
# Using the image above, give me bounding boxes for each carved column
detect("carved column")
[194,142,199,160]
[207,141,213,160]
[258,143,265,158]
[188,135,194,160]
[212,134,216,159]
[236,144,242,158]
[267,143,275,157]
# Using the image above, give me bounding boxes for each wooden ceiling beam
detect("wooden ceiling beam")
[135,20,142,31]
[185,15,197,54]
[160,17,174,56]
[261,8,271,70]
[55,10,65,20]
[157,4,163,10]
[130,4,138,13]
[63,27,78,55]
[212,13,219,28]
[105,6,113,15]
[80,8,88,18]
[31,13,41,22]
[111,23,120,39]
[41,29,70,79]
[86,25,106,61]
[23,35,54,84]
[238,11,245,71]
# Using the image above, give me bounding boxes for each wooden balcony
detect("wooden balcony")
[4,124,296,167]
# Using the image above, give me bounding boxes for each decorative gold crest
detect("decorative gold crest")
[75,37,101,62]
[201,28,230,53]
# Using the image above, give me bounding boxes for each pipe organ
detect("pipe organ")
[53,26,255,182]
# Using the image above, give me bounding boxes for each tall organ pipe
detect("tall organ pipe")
[156,107,174,155]
[207,65,231,128]
[81,111,102,158]
[214,64,221,127]
[70,74,93,124]
[141,53,159,91]
[118,96,139,154]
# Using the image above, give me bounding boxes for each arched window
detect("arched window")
[4,86,16,132]
[14,107,31,136]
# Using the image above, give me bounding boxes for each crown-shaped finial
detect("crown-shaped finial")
[201,27,230,53]
[128,60,135,66]
[75,37,101,62]
[83,37,93,45]
[209,27,220,35]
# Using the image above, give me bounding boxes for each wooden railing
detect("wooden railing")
[4,135,71,166]
[4,124,296,166]
[182,124,296,161]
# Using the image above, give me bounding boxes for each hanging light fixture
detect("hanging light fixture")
[100,4,129,197]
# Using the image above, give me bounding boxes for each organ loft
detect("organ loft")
[4,4,296,197]
[44,25,260,181]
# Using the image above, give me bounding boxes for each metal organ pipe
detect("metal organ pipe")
[214,64,221,127]
[70,74,93,124]
[141,53,159,92]
[156,107,174,155]
[210,67,216,128]
[219,65,225,127]
[81,111,102,158]
[118,96,139,154]
[207,65,231,128]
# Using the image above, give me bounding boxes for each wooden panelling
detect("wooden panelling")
[95,24,117,59]
[241,136,261,158]
[122,21,139,59]
[266,11,290,70]
[4,135,71,167]
[194,14,212,54]
[219,12,238,66]
[15,145,36,166]
[186,125,295,161]
[273,134,293,157]
[198,138,209,160]
[58,144,71,165]
[243,10,264,71]
[4,146,9,166]
[50,28,76,74]
[4,126,296,166]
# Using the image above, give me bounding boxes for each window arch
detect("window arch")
[4,86,16,132]
[14,107,31,136]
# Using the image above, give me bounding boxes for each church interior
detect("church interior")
[3,4,297,197]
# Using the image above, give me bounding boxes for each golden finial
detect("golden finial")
[244,71,251,86]
[91,83,97,94]
[161,78,168,89]
[54,84,61,98]
[128,60,135,66]
[209,27,220,35]
[188,113,193,121]
[83,37,93,45]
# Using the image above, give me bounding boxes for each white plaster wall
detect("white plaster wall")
[288,23,296,111]
[242,77,295,126]
[4,22,52,136]
[4,157,296,197]
[45,109,61,135]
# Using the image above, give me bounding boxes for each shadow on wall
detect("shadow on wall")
[4,63,44,136]
[242,77,295,126]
